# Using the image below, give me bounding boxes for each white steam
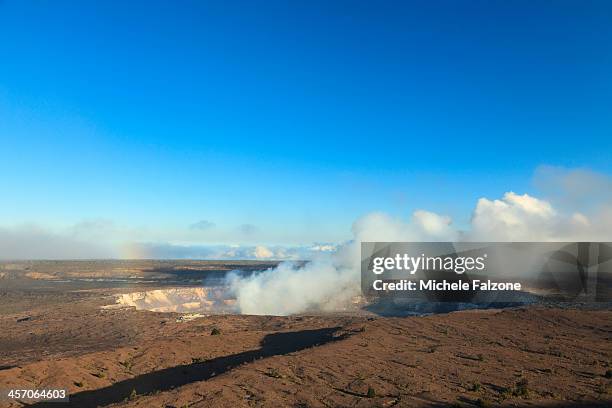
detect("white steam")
[229,169,612,315]
[230,210,460,315]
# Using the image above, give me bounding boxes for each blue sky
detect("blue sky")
[1,1,611,253]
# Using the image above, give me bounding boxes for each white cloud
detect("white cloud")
[309,243,338,252]
[412,210,456,239]
[469,192,557,241]
[467,190,612,242]
[351,210,457,242]
[254,246,273,259]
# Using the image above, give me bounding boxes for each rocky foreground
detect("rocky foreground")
[1,294,611,407]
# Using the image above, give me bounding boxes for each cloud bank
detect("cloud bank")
[1,165,610,276]
[0,224,115,260]
[120,242,326,260]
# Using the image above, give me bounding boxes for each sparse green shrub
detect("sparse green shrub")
[129,388,137,400]
[475,397,491,407]
[604,369,612,379]
[470,382,482,392]
[266,368,282,378]
[499,387,512,400]
[119,359,133,370]
[366,386,376,398]
[211,327,221,336]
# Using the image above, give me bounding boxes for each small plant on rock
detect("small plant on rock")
[128,388,138,401]
[266,368,282,378]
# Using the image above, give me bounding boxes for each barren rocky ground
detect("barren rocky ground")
[1,261,611,407]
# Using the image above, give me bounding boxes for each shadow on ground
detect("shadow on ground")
[364,298,537,317]
[27,327,344,408]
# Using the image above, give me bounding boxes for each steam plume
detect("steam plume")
[229,177,612,315]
